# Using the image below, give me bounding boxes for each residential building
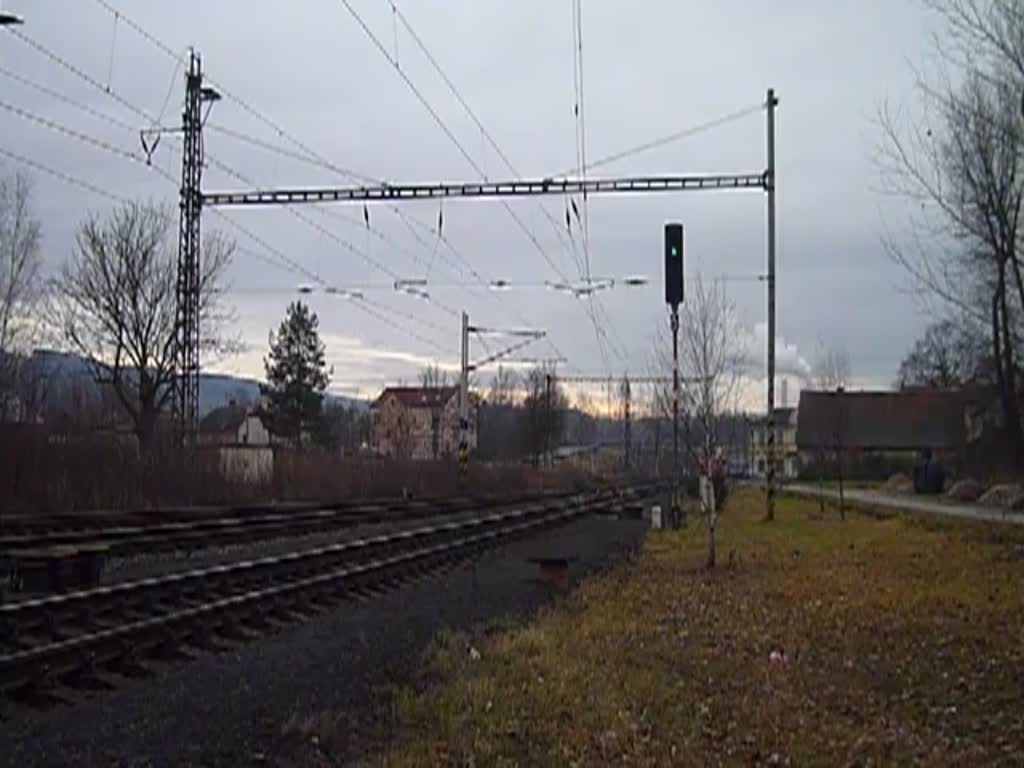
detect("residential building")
[795,389,965,454]
[750,407,800,481]
[198,401,274,484]
[370,386,477,460]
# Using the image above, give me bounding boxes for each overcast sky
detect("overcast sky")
[0,0,936,409]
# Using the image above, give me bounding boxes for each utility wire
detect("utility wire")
[20,6,460,339]
[0,144,131,204]
[363,1,586,369]
[5,27,159,127]
[338,0,573,286]
[204,152,462,324]
[210,208,453,354]
[205,156,460,328]
[93,0,180,60]
[80,3,464,325]
[387,0,584,279]
[573,0,591,282]
[206,122,377,184]
[204,124,469,288]
[389,0,583,280]
[567,0,615,374]
[0,98,147,165]
[0,64,137,133]
[83,0,572,369]
[1,31,454,358]
[557,102,765,177]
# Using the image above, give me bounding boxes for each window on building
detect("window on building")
[757,459,765,473]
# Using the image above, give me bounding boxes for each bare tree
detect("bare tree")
[679,276,745,568]
[419,364,451,389]
[898,317,984,388]
[521,366,567,465]
[488,365,519,405]
[49,202,234,451]
[814,343,851,391]
[569,390,598,446]
[878,1,1024,462]
[0,171,42,420]
[812,343,853,518]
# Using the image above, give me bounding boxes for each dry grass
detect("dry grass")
[0,428,597,514]
[376,488,1024,766]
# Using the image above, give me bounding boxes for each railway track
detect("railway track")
[0,486,655,704]
[0,489,581,557]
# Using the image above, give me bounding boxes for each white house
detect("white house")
[199,402,274,484]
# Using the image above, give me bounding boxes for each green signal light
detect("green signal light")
[671,246,679,257]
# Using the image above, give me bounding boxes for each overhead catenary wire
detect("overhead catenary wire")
[4,27,158,128]
[0,64,138,133]
[203,121,496,293]
[77,0,588,372]
[572,0,591,282]
[568,0,619,375]
[0,34,456,362]
[0,144,131,204]
[208,209,454,355]
[388,0,584,280]
[0,98,148,165]
[32,3,463,337]
[382,1,609,371]
[556,102,765,177]
[75,1,469,328]
[337,0,574,287]
[77,1,748,378]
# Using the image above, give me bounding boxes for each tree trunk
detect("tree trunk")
[706,474,717,570]
[136,406,157,454]
[993,265,1024,463]
[837,449,846,521]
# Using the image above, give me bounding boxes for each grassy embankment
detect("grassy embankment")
[379,488,1024,765]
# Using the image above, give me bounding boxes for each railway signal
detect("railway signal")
[664,222,684,306]
[664,223,684,528]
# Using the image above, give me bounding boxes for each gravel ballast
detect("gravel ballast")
[0,512,648,767]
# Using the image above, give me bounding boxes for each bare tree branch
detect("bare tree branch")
[48,201,234,450]
[0,170,42,419]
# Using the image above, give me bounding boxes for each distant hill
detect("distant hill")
[23,349,368,416]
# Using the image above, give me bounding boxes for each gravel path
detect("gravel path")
[787,484,1024,526]
[0,512,647,767]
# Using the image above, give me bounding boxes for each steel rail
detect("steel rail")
[0,487,655,695]
[0,489,579,556]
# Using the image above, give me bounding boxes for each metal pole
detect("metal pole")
[765,87,778,521]
[545,372,553,467]
[175,50,204,446]
[459,311,469,475]
[671,307,681,528]
[0,11,24,606]
[623,375,632,473]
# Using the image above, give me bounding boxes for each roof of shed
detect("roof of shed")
[796,389,965,450]
[373,386,459,409]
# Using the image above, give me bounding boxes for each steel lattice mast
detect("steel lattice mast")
[175,50,205,441]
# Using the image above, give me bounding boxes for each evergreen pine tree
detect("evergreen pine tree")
[261,301,329,444]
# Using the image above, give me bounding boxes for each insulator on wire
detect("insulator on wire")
[363,203,370,228]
